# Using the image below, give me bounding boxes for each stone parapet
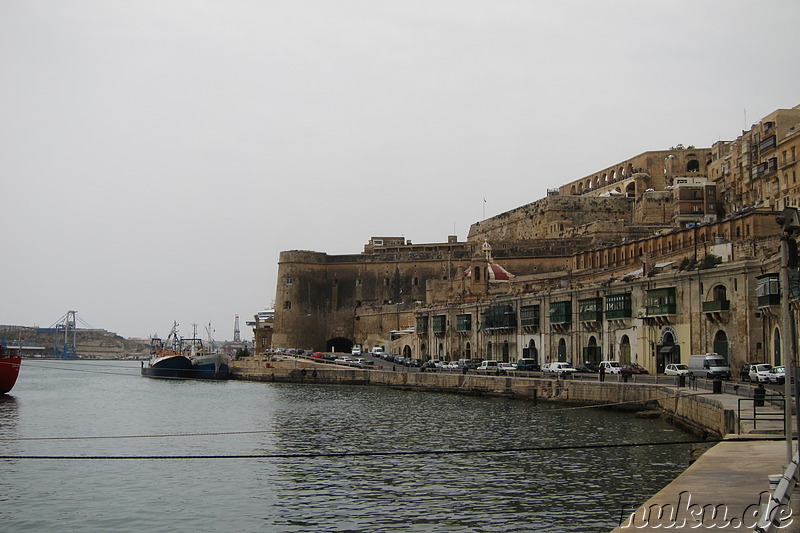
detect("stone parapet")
[230,361,739,438]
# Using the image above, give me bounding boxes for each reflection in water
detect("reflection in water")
[1,363,696,533]
[0,394,19,434]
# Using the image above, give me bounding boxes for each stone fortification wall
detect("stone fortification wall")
[467,195,635,243]
[231,360,734,438]
[274,248,475,350]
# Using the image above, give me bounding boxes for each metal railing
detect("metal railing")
[737,395,786,433]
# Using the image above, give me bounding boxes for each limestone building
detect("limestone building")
[266,104,800,374]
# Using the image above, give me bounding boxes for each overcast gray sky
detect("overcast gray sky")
[2,1,798,341]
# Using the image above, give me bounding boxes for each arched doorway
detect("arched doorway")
[619,335,631,365]
[558,338,567,362]
[487,341,493,359]
[713,330,728,359]
[403,345,412,360]
[584,336,600,365]
[438,343,445,360]
[524,339,538,364]
[502,341,510,362]
[465,342,472,359]
[657,330,678,373]
[773,328,782,366]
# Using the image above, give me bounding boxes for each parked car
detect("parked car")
[575,363,597,373]
[515,358,541,371]
[310,352,325,359]
[446,361,460,370]
[688,353,731,380]
[620,363,649,376]
[768,365,786,385]
[498,362,516,373]
[477,360,500,373]
[664,363,689,376]
[749,363,772,383]
[599,361,622,374]
[542,362,577,376]
[740,363,756,381]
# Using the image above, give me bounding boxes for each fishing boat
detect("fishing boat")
[0,342,22,394]
[141,323,194,379]
[141,322,229,380]
[190,350,230,379]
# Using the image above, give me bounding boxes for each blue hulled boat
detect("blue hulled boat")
[141,322,229,380]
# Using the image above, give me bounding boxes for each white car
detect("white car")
[498,362,516,373]
[768,366,786,384]
[477,360,499,372]
[665,363,689,376]
[446,361,460,370]
[599,361,622,374]
[749,364,773,383]
[543,362,577,376]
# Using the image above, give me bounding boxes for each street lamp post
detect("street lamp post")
[776,207,800,464]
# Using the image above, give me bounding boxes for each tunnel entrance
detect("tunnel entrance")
[327,337,353,354]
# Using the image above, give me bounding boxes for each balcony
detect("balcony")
[702,299,730,312]
[758,294,780,308]
[579,309,603,322]
[578,298,602,328]
[432,316,447,336]
[605,308,632,320]
[645,303,677,316]
[702,299,730,323]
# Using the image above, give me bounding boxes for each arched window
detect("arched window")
[713,285,728,302]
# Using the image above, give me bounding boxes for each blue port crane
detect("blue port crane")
[35,310,94,359]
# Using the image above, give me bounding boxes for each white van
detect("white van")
[599,361,622,374]
[351,344,362,355]
[688,353,731,379]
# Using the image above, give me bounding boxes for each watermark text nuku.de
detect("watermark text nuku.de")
[619,490,793,529]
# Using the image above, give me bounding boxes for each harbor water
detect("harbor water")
[1,360,698,532]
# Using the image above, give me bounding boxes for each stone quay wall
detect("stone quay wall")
[231,358,736,439]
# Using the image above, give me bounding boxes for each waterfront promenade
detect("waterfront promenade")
[231,357,800,532]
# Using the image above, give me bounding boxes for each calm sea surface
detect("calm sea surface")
[1,360,698,532]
